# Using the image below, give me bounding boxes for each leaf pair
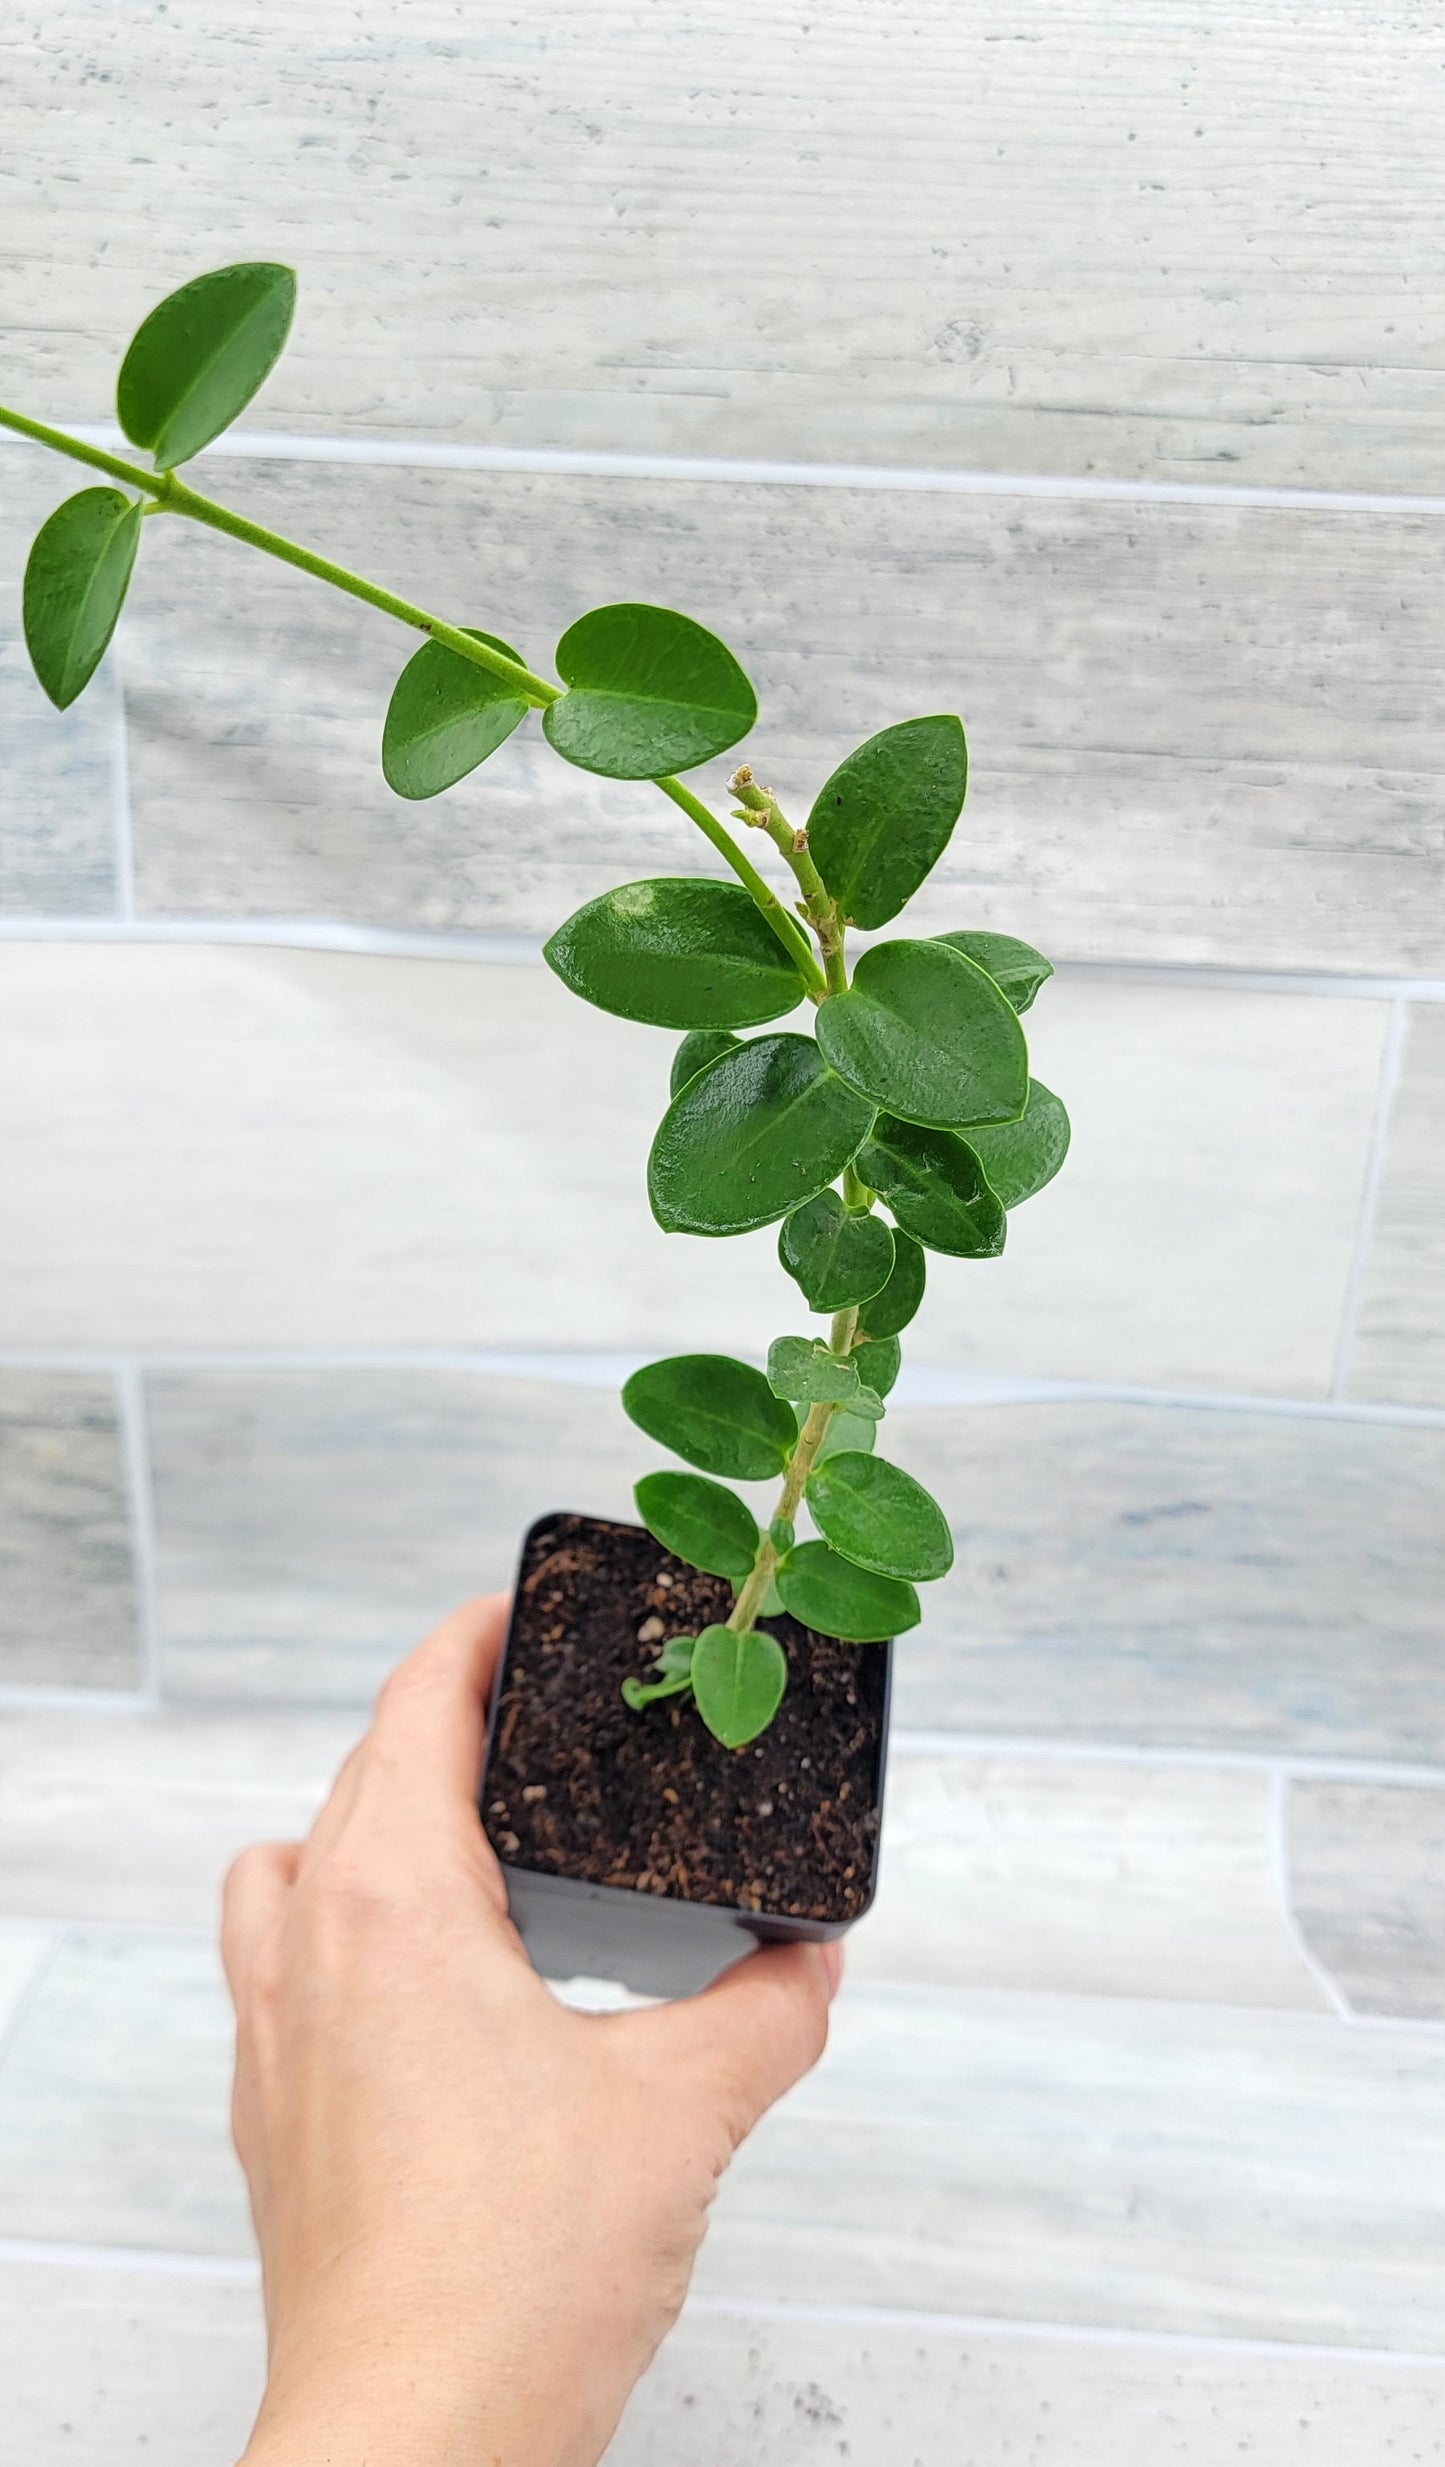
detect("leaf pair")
[24,260,296,711]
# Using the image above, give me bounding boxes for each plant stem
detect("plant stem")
[0,402,822,982]
[729,764,847,994]
[728,1303,861,1633]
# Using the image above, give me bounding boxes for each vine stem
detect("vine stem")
[0,402,827,992]
[727,1302,860,1634]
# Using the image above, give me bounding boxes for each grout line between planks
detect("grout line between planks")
[1,2235,1443,2370]
[1,911,1444,1003]
[1266,1767,1354,2019]
[1332,995,1410,1402]
[18,422,1445,518]
[113,1364,163,1703]
[2,1344,1443,1429]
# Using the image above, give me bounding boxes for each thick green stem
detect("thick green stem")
[728,1303,860,1634]
[0,402,820,980]
[729,763,848,995]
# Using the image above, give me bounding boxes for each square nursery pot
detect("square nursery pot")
[480,1512,893,1998]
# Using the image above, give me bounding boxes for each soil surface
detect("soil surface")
[483,1513,889,1922]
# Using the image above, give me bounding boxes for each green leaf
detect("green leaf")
[545,880,806,1031]
[767,1336,861,1407]
[775,1542,919,1642]
[858,1117,1008,1258]
[778,1191,895,1313]
[634,1471,760,1581]
[22,489,142,710]
[623,1354,797,1480]
[690,1623,788,1748]
[855,1229,926,1340]
[937,930,1053,1014]
[769,1516,796,1552]
[959,1078,1071,1209]
[851,1335,900,1397]
[816,938,1028,1130]
[542,603,756,779]
[116,261,296,469]
[807,715,967,930]
[622,1665,694,1710]
[805,1452,953,1581]
[670,1029,740,1099]
[381,629,529,799]
[649,1034,876,1237]
[813,1406,879,1465]
[655,1636,697,1677]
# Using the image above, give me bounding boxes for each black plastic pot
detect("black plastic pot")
[479,1512,893,1998]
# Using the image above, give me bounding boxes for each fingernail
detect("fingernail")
[818,1940,844,1998]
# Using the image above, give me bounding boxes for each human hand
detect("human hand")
[223,1595,840,2467]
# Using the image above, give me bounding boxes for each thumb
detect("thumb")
[647,1938,842,2148]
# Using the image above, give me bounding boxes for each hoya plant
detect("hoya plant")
[2,262,1068,1752]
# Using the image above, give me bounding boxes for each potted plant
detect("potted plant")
[2,264,1069,1995]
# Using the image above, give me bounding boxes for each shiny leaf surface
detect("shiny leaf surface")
[778,1191,895,1313]
[634,1471,760,1580]
[690,1623,788,1747]
[382,629,529,798]
[622,1354,797,1480]
[117,261,296,468]
[766,1336,862,1406]
[960,1078,1071,1209]
[22,488,142,709]
[816,938,1028,1129]
[806,715,967,929]
[543,602,756,778]
[545,879,807,1029]
[858,1117,1008,1258]
[937,929,1054,1014]
[775,1541,919,1642]
[670,1029,740,1099]
[649,1035,876,1237]
[855,1229,926,1340]
[806,1451,953,1580]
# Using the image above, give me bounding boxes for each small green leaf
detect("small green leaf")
[648,1034,876,1237]
[856,1229,926,1340]
[545,880,806,1030]
[812,1406,879,1465]
[959,1079,1071,1209]
[381,630,529,798]
[775,1541,919,1642]
[656,1636,697,1677]
[623,1354,797,1480]
[22,489,142,710]
[937,930,1053,1014]
[691,1623,788,1748]
[779,1190,895,1313]
[858,1118,1008,1258]
[851,1335,900,1397]
[767,1336,861,1406]
[847,1383,887,1424]
[805,1452,953,1581]
[769,1516,796,1552]
[116,261,296,468]
[670,1029,740,1099]
[807,715,967,929]
[816,939,1028,1130]
[543,603,757,779]
[634,1471,760,1581]
[622,1665,694,1710]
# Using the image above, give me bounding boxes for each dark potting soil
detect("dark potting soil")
[482,1514,889,1923]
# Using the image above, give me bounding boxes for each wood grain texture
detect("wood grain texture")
[0,948,1384,1397]
[5,2263,1445,2467]
[1289,1781,1445,2023]
[1350,1005,1445,1409]
[2,2,1442,490]
[0,1372,139,1690]
[3,1936,1441,2347]
[115,456,1445,972]
[886,1402,1445,1758]
[0,461,118,915]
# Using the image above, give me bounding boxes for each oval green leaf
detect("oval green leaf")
[690,1623,788,1749]
[812,1405,879,1465]
[22,488,142,710]
[767,1336,861,1407]
[542,603,757,779]
[545,880,807,1030]
[851,1334,900,1397]
[670,1028,740,1099]
[382,629,529,799]
[855,1229,926,1340]
[806,1452,953,1581]
[775,1541,919,1642]
[649,1034,876,1237]
[634,1471,760,1581]
[622,1354,797,1480]
[807,715,967,930]
[858,1117,1008,1258]
[959,1079,1071,1210]
[779,1190,895,1313]
[937,929,1053,1014]
[817,938,1028,1130]
[117,261,297,469]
